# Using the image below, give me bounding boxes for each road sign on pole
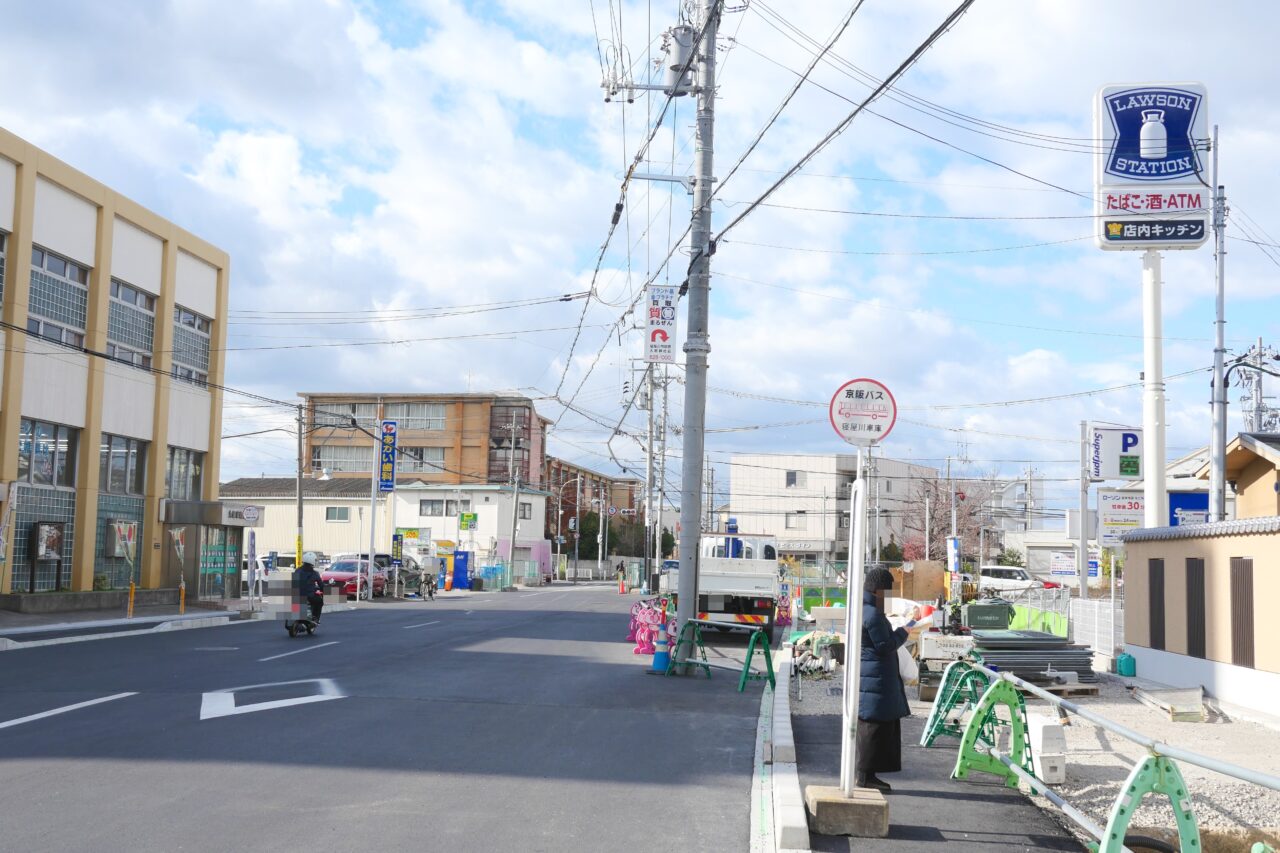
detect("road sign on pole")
[644,285,678,363]
[378,420,398,492]
[828,378,897,447]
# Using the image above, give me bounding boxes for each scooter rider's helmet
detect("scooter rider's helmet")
[301,551,318,570]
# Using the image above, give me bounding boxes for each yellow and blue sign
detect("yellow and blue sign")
[378,419,398,492]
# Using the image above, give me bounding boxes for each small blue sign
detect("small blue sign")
[378,419,398,492]
[1169,491,1209,526]
[1103,86,1204,182]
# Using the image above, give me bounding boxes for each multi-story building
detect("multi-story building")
[988,471,1047,533]
[542,456,613,542]
[300,393,550,487]
[728,452,938,564]
[0,128,254,602]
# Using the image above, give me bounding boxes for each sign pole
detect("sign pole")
[1078,421,1090,599]
[1209,124,1228,522]
[1142,249,1168,527]
[839,449,868,797]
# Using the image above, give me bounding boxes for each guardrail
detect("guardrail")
[923,657,1280,853]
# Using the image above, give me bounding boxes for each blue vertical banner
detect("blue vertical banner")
[379,419,398,492]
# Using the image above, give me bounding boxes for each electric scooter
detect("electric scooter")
[285,598,319,637]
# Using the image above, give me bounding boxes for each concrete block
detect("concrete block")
[804,784,889,838]
[1034,752,1067,785]
[773,763,811,850]
[772,659,796,764]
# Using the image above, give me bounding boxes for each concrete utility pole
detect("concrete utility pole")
[1209,125,1229,522]
[675,0,717,662]
[1078,420,1091,599]
[644,366,655,590]
[924,492,931,561]
[296,404,304,569]
[367,397,381,600]
[653,367,668,567]
[1142,249,1168,528]
[507,417,521,577]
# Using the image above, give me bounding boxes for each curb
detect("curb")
[770,656,811,852]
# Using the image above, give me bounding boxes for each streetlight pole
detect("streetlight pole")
[1209,124,1229,522]
[555,476,582,582]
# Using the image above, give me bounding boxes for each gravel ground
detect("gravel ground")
[1032,677,1280,838]
[787,654,1280,847]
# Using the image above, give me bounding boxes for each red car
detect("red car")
[321,559,386,600]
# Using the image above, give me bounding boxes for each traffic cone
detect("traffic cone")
[651,621,670,672]
[618,575,626,594]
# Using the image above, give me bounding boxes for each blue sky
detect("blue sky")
[1,0,1277,512]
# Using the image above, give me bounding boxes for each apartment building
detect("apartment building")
[542,455,614,541]
[0,128,252,603]
[301,393,550,487]
[728,452,938,564]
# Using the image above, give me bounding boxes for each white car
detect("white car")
[975,565,1044,593]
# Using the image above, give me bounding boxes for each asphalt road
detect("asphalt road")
[0,584,763,852]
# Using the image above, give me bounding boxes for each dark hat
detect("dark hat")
[864,566,895,593]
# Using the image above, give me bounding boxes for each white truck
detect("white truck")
[662,526,782,643]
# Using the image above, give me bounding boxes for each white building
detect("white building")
[727,452,938,564]
[220,478,550,574]
[989,472,1047,533]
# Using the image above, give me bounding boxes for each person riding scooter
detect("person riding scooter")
[295,557,325,624]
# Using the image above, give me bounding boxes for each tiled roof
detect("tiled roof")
[1123,515,1280,542]
[219,478,372,499]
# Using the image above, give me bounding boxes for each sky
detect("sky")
[2,0,1278,515]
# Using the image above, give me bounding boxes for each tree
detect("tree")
[996,547,1025,567]
[576,512,600,561]
[880,539,904,563]
[897,474,998,564]
[661,527,675,558]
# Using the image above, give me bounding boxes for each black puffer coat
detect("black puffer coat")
[857,590,910,721]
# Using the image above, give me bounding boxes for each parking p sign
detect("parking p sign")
[1090,426,1142,480]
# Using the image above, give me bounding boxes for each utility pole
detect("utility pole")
[1142,248,1168,528]
[507,417,521,580]
[296,404,304,570]
[675,0,718,662]
[573,477,581,583]
[1078,420,1091,599]
[367,397,381,601]
[1210,125,1229,522]
[924,492,931,561]
[644,366,655,591]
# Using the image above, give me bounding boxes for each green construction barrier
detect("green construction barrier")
[1010,605,1069,637]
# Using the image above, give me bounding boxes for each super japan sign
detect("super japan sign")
[829,378,896,447]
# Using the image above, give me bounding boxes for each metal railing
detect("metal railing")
[931,658,1280,853]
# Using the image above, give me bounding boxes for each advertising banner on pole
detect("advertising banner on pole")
[1098,490,1144,547]
[1094,83,1210,251]
[644,285,677,363]
[1090,426,1143,480]
[378,419,398,492]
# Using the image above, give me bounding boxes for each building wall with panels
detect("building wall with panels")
[0,127,229,593]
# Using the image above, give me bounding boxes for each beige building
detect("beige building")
[301,392,549,488]
[0,128,247,604]
[1123,433,1280,716]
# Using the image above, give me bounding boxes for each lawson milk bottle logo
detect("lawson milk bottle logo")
[1103,86,1204,181]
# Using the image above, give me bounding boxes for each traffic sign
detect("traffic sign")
[828,378,897,446]
[608,505,618,516]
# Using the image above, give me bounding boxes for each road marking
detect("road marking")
[402,621,440,629]
[193,646,239,651]
[0,692,137,730]
[200,678,343,720]
[258,641,338,662]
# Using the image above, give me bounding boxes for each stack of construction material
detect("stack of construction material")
[971,630,1098,684]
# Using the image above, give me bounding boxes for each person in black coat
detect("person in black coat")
[856,566,919,791]
[294,560,325,623]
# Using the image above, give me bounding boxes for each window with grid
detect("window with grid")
[107,279,155,370]
[419,499,445,516]
[98,433,147,496]
[310,444,373,473]
[519,502,532,520]
[28,245,89,349]
[446,499,471,516]
[384,402,447,430]
[785,511,808,530]
[325,506,350,522]
[313,402,378,428]
[401,446,445,473]
[165,446,204,501]
[17,419,79,488]
[171,305,211,387]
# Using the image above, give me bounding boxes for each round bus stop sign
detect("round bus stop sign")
[829,378,897,446]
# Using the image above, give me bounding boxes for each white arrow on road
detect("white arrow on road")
[200,679,343,721]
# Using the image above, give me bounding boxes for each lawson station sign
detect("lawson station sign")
[1094,83,1210,251]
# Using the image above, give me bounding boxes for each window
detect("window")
[785,511,807,530]
[400,446,445,473]
[28,245,89,351]
[311,444,373,473]
[384,402,447,431]
[1229,557,1255,669]
[17,419,78,488]
[313,402,378,428]
[325,506,350,522]
[165,446,204,501]
[839,513,850,529]
[1185,558,1206,660]
[419,499,444,517]
[98,433,147,496]
[785,470,807,489]
[107,278,155,371]
[519,502,533,520]
[885,479,892,494]
[171,304,211,387]
[446,499,470,516]
[1148,558,1165,651]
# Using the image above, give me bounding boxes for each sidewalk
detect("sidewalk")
[791,682,1081,852]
